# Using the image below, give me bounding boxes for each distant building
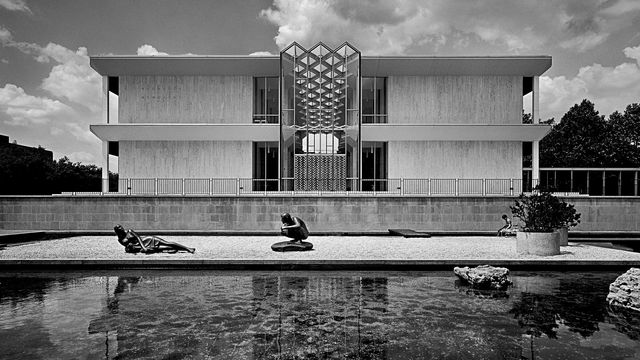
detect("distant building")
[90,42,551,192]
[0,134,53,162]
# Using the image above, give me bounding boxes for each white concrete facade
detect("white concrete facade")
[89,51,552,192]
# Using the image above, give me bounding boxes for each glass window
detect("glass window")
[362,77,387,123]
[362,142,387,191]
[253,142,279,191]
[253,77,278,123]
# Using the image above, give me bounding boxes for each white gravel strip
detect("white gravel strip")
[2,236,640,261]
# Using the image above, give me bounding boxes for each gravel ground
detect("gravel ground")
[2,235,640,261]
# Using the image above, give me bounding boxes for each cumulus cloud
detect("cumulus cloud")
[259,0,640,54]
[1,27,102,111]
[136,44,169,56]
[0,0,31,13]
[0,84,74,126]
[0,27,105,163]
[540,44,640,121]
[39,44,102,112]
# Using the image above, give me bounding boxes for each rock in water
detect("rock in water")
[271,241,313,252]
[453,265,512,290]
[607,268,640,312]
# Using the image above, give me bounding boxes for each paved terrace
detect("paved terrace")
[2,235,640,270]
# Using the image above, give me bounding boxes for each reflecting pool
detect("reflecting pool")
[1,271,640,359]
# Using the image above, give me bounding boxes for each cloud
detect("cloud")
[0,0,31,13]
[0,27,102,112]
[0,84,74,126]
[624,44,640,63]
[67,151,96,163]
[1,58,8,64]
[0,25,12,43]
[249,51,276,56]
[259,0,640,54]
[540,44,640,121]
[39,44,102,112]
[136,44,169,56]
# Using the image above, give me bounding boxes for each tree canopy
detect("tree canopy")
[540,99,640,167]
[0,147,117,195]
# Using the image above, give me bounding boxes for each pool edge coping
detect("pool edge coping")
[2,259,640,270]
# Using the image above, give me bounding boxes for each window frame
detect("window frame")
[362,77,387,124]
[253,76,279,124]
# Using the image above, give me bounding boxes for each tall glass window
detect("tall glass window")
[362,77,387,123]
[253,77,278,123]
[362,142,387,191]
[253,142,279,191]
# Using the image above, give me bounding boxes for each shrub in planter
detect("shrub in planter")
[556,201,581,246]
[510,190,564,255]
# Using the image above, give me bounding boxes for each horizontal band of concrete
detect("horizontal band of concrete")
[2,259,640,271]
[2,196,639,232]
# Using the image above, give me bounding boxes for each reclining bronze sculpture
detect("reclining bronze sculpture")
[114,224,195,254]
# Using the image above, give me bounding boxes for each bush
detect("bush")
[510,189,580,232]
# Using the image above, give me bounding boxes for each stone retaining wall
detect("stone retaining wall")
[0,196,638,232]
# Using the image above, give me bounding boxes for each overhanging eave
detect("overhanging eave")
[90,124,280,141]
[362,124,551,141]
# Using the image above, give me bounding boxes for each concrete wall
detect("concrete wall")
[1,196,638,232]
[119,75,252,124]
[385,76,523,179]
[119,141,252,179]
[117,75,255,179]
[388,141,521,179]
[387,76,522,125]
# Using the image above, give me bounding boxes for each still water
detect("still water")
[1,271,640,359]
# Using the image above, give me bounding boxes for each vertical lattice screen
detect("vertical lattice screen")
[281,42,360,190]
[294,154,346,191]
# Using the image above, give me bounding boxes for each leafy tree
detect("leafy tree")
[0,148,117,194]
[540,99,640,167]
[0,145,53,194]
[48,157,103,192]
[609,103,640,150]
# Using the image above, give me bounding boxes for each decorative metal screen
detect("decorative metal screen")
[281,42,360,191]
[294,154,346,191]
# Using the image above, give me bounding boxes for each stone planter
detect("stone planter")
[516,231,560,256]
[556,227,569,246]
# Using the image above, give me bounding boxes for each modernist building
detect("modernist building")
[90,42,551,193]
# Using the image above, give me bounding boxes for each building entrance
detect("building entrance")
[280,42,360,191]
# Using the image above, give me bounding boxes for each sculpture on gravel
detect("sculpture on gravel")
[114,224,195,254]
[271,213,313,252]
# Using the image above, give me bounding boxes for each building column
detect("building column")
[102,141,109,193]
[532,141,539,188]
[101,76,110,192]
[102,76,109,124]
[531,76,540,188]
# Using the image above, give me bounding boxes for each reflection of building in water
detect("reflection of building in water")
[251,276,389,359]
[90,276,258,359]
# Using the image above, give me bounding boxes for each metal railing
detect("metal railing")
[538,168,640,196]
[67,177,557,197]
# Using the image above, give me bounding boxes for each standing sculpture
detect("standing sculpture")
[114,224,195,254]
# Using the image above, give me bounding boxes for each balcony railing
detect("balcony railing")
[57,178,564,197]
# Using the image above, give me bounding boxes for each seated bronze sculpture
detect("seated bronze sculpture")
[114,224,195,254]
[280,213,309,243]
[272,213,313,252]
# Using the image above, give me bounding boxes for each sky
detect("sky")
[1,0,640,167]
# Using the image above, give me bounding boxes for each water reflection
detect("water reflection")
[250,276,389,359]
[0,272,640,359]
